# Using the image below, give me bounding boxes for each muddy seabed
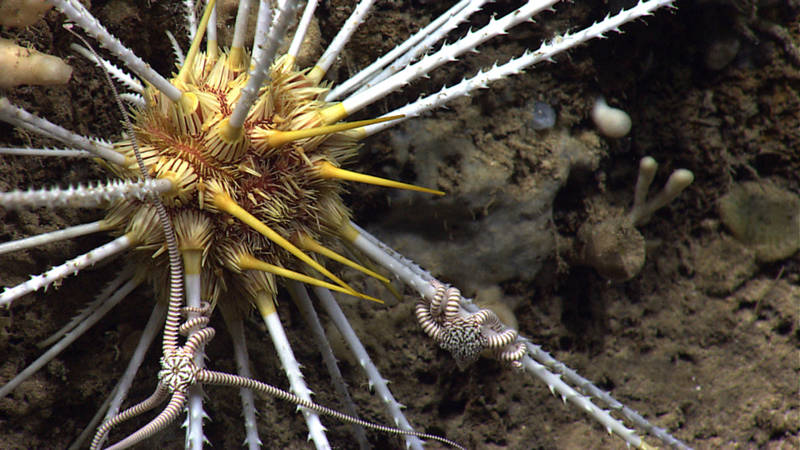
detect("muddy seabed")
[0,1,797,449]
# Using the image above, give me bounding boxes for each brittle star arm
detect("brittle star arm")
[342,221,688,449]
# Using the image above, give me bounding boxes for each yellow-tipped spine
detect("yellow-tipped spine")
[315,161,445,196]
[263,115,403,148]
[295,233,390,284]
[177,0,217,84]
[239,254,383,304]
[212,191,355,294]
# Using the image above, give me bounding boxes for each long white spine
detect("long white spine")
[0,277,139,399]
[78,301,166,450]
[0,147,90,157]
[118,94,146,109]
[229,0,298,129]
[208,1,218,49]
[523,341,690,449]
[352,221,690,448]
[363,0,676,136]
[339,0,558,117]
[0,98,124,165]
[105,301,166,419]
[231,0,256,50]
[288,282,369,449]
[314,286,424,450]
[520,355,646,447]
[0,178,173,209]
[220,306,263,450]
[183,0,198,41]
[0,220,104,256]
[70,44,144,94]
[348,222,437,300]
[327,0,477,101]
[262,310,330,449]
[184,271,208,450]
[0,234,133,307]
[352,0,490,99]
[287,0,319,59]
[48,0,183,102]
[165,31,186,66]
[311,0,375,78]
[250,0,274,73]
[37,266,133,349]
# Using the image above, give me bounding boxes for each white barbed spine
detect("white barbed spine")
[119,93,146,108]
[262,308,330,449]
[183,0,197,41]
[287,0,319,59]
[329,0,476,101]
[0,147,91,158]
[70,44,144,94]
[0,97,124,165]
[520,355,646,448]
[348,221,437,298]
[349,222,688,448]
[165,31,186,66]
[219,305,263,450]
[314,286,424,450]
[207,1,218,53]
[523,340,691,449]
[229,0,298,129]
[363,0,676,136]
[288,282,369,450]
[0,276,140,399]
[250,0,274,73]
[0,220,104,256]
[69,286,163,450]
[184,271,209,450]
[0,234,134,307]
[348,0,490,100]
[38,265,133,349]
[231,0,256,51]
[48,0,183,102]
[311,0,375,80]
[339,0,557,118]
[0,178,172,209]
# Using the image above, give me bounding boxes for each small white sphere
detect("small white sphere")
[591,97,632,138]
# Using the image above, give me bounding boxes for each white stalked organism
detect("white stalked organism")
[577,156,694,281]
[0,1,689,450]
[592,96,632,138]
[0,39,73,88]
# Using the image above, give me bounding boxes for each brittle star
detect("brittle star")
[90,300,464,450]
[416,281,526,369]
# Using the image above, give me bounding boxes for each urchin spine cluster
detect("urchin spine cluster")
[0,1,693,449]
